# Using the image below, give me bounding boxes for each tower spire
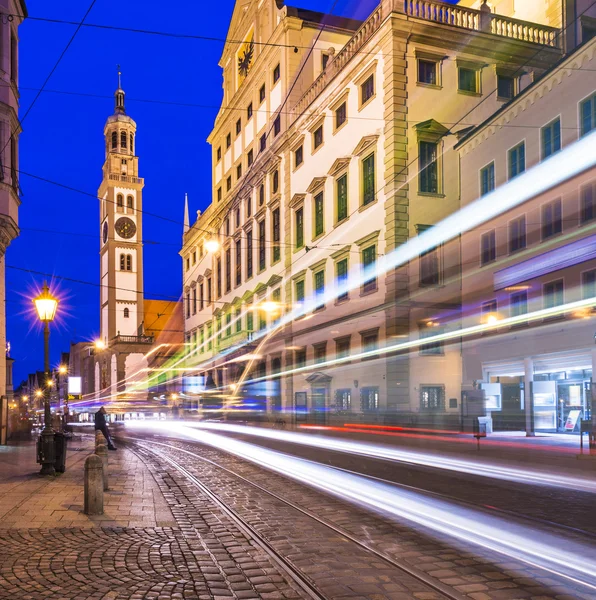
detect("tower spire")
[115,64,125,114]
[183,193,190,236]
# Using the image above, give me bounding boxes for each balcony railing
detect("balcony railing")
[290,0,559,121]
[108,173,144,185]
[217,329,254,352]
[112,334,154,345]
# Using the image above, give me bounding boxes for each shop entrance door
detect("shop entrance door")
[312,388,327,424]
[557,383,584,432]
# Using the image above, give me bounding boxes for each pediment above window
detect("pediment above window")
[290,193,306,208]
[306,176,326,194]
[414,119,449,143]
[352,134,379,157]
[328,157,351,177]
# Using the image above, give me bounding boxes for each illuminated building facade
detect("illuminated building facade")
[458,35,596,434]
[0,0,26,444]
[182,0,567,423]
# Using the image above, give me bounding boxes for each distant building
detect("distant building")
[0,0,27,444]
[181,0,567,424]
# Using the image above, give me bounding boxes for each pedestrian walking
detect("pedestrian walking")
[94,406,117,450]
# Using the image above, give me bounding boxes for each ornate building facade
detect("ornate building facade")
[181,0,575,424]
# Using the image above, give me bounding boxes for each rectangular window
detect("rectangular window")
[207,322,213,350]
[322,52,330,70]
[207,277,212,304]
[216,316,222,341]
[247,149,254,166]
[259,84,266,103]
[336,337,350,360]
[226,311,232,337]
[335,102,346,129]
[314,269,325,310]
[336,174,348,222]
[482,299,497,322]
[508,142,525,179]
[272,288,281,325]
[295,145,303,168]
[226,133,231,148]
[542,198,562,239]
[259,134,266,152]
[259,306,266,331]
[235,239,242,286]
[296,349,306,369]
[509,215,526,253]
[217,187,222,202]
[335,389,351,412]
[199,283,204,311]
[247,103,253,120]
[272,208,280,263]
[236,164,242,180]
[225,247,231,293]
[542,118,561,159]
[192,287,197,315]
[419,141,438,194]
[510,290,528,317]
[544,279,564,309]
[295,207,304,248]
[361,74,374,105]
[226,176,232,192]
[246,229,253,279]
[314,343,326,364]
[217,147,222,161]
[362,245,377,293]
[273,63,280,83]
[246,197,252,217]
[314,191,324,237]
[246,307,254,332]
[361,330,378,356]
[419,324,443,355]
[336,258,348,303]
[480,162,495,196]
[362,153,375,205]
[497,74,514,100]
[420,246,440,286]
[185,292,190,318]
[200,327,205,352]
[216,257,222,298]
[235,307,242,333]
[420,386,444,412]
[418,59,437,85]
[313,125,323,149]
[274,115,281,136]
[458,67,478,93]
[582,269,596,299]
[235,118,241,136]
[480,230,496,266]
[361,387,379,412]
[581,94,596,137]
[581,183,595,224]
[258,219,266,271]
[295,279,305,304]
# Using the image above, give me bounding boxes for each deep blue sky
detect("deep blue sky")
[8,0,392,383]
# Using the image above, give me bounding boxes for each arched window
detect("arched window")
[120,254,126,270]
[111,131,117,149]
[126,254,132,271]
[120,131,127,149]
[129,133,134,154]
[127,195,134,211]
[259,184,265,206]
[123,308,130,318]
[117,194,124,211]
[272,170,279,194]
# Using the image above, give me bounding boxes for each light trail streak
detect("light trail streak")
[176,421,596,493]
[126,421,596,591]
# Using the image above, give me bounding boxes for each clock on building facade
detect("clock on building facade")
[114,216,136,239]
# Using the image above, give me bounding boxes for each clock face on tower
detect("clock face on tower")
[102,221,108,244]
[114,217,136,239]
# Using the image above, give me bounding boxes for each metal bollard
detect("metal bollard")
[95,443,109,491]
[84,454,104,515]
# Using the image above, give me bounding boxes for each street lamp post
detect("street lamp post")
[33,282,59,476]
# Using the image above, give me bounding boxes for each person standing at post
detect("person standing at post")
[94,406,116,450]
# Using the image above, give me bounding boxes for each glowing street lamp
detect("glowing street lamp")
[32,281,59,476]
[95,340,105,351]
[59,365,68,375]
[204,239,220,253]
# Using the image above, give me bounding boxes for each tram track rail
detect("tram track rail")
[126,436,473,600]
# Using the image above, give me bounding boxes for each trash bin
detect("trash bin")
[54,431,68,473]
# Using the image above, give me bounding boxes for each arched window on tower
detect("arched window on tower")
[123,308,130,319]
[117,194,124,212]
[127,195,134,212]
[111,131,117,149]
[120,254,126,270]
[126,254,132,271]
[130,133,134,154]
[120,131,127,149]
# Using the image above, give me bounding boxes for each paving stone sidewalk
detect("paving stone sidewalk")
[0,435,309,600]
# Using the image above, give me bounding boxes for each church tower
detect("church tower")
[98,70,144,343]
